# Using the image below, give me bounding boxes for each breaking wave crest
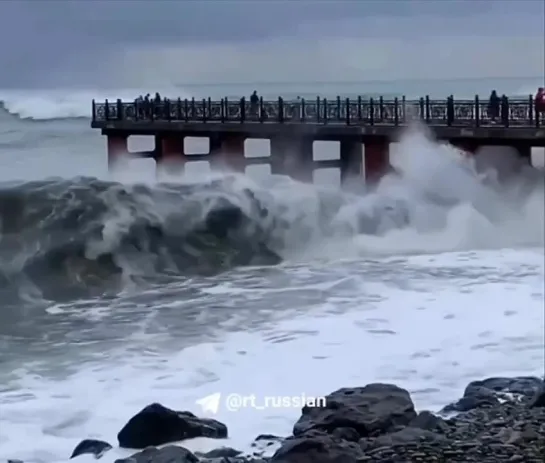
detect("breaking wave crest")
[0,88,183,121]
[0,130,543,308]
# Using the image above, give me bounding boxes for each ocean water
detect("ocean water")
[0,79,544,463]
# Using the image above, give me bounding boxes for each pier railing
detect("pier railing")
[92,96,545,128]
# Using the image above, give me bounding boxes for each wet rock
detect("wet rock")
[70,439,113,459]
[529,381,545,408]
[466,376,543,398]
[201,458,268,463]
[114,446,197,463]
[254,434,283,442]
[441,376,544,414]
[331,427,360,441]
[270,433,364,463]
[370,426,447,448]
[117,403,227,449]
[293,383,416,438]
[250,434,285,456]
[197,447,242,459]
[410,410,450,433]
[441,386,499,413]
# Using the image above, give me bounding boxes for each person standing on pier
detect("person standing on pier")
[488,90,500,122]
[535,87,545,113]
[250,91,259,117]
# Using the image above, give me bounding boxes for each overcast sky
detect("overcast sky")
[0,0,543,88]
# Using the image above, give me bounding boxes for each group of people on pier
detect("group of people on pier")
[124,88,545,123]
[134,93,164,118]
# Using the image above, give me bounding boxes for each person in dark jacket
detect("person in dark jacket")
[488,90,500,121]
[250,91,259,116]
[535,87,545,113]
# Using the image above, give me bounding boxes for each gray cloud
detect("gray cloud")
[0,0,542,88]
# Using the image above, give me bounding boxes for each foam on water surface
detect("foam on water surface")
[1,248,543,463]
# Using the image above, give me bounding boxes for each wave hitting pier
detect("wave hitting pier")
[91,95,545,182]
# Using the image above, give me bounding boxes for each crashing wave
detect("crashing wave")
[0,174,422,304]
[0,151,541,306]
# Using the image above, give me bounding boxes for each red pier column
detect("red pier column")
[221,135,246,172]
[340,140,363,184]
[156,135,184,175]
[107,134,128,171]
[364,139,390,184]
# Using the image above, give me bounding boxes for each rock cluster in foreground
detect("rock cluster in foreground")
[8,376,545,463]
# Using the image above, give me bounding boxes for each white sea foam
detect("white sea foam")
[0,249,543,463]
[0,87,185,120]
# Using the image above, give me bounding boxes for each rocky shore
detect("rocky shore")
[8,376,545,463]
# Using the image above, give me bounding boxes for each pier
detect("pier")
[91,95,545,182]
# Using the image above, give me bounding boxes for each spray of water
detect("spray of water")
[0,123,542,306]
[64,125,545,262]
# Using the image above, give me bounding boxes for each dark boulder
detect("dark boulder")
[465,376,542,398]
[70,439,112,459]
[409,410,450,433]
[197,447,242,459]
[441,376,543,413]
[250,434,285,456]
[330,427,360,442]
[367,426,447,448]
[270,433,364,463]
[293,383,416,438]
[201,457,267,463]
[117,403,227,449]
[114,446,197,463]
[441,388,499,413]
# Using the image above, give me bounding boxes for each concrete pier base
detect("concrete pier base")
[156,135,184,175]
[516,145,532,165]
[270,137,289,176]
[340,140,363,183]
[107,135,128,171]
[364,139,390,183]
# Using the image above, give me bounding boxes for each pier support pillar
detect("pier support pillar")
[220,135,246,172]
[270,137,313,182]
[209,134,222,168]
[107,134,128,171]
[516,145,532,165]
[156,135,184,175]
[340,140,363,183]
[364,139,390,184]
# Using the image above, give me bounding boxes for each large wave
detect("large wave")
[0,131,543,309]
